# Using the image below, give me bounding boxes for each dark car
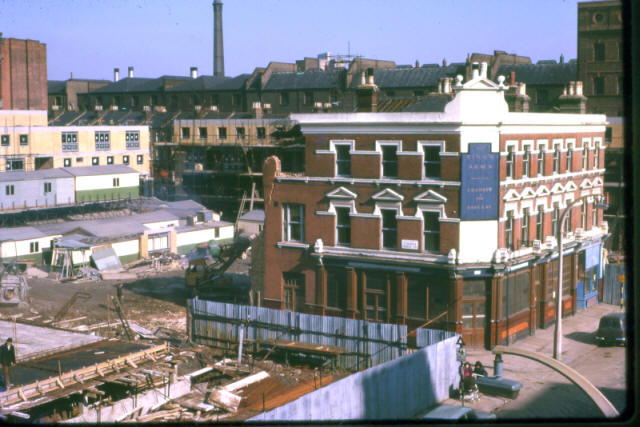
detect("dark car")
[595,312,625,346]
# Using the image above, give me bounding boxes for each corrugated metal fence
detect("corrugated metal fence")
[189,298,455,370]
[602,264,627,306]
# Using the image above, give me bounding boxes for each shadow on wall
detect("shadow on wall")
[249,336,460,421]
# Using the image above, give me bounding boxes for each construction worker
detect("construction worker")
[0,338,16,388]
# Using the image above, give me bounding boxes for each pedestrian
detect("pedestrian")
[474,360,488,377]
[116,283,124,305]
[462,361,475,392]
[0,338,16,388]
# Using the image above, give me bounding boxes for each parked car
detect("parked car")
[595,312,626,346]
[419,404,497,420]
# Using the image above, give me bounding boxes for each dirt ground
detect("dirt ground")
[2,253,254,336]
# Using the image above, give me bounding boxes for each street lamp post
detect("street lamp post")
[553,194,607,360]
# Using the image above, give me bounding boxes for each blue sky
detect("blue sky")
[1,0,580,81]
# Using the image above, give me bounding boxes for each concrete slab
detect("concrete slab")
[0,320,103,361]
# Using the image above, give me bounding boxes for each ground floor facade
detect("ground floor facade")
[262,239,605,349]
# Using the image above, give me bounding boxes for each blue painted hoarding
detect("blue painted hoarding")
[461,143,499,220]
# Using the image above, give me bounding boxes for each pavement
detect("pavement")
[440,303,628,420]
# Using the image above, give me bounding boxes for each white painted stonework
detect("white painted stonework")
[458,220,498,263]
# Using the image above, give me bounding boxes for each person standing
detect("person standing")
[0,338,16,387]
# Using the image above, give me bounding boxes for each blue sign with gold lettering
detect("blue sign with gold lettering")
[461,143,499,220]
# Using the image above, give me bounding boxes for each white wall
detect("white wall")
[111,239,139,257]
[458,220,498,263]
[176,225,234,248]
[237,220,263,235]
[0,235,59,258]
[74,172,139,191]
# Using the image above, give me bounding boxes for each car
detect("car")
[419,404,497,420]
[595,312,626,346]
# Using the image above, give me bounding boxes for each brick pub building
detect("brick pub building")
[261,66,608,348]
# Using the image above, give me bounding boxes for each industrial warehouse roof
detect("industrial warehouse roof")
[263,69,345,91]
[495,62,577,86]
[90,76,191,93]
[0,168,74,182]
[239,209,265,222]
[0,226,52,242]
[61,165,140,176]
[168,74,251,92]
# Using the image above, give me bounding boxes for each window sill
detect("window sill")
[276,241,310,249]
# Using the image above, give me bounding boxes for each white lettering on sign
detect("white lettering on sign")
[401,239,419,250]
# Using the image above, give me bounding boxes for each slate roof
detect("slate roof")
[49,111,84,126]
[0,168,74,183]
[61,165,139,176]
[402,94,453,113]
[495,62,577,86]
[239,209,264,222]
[90,76,190,94]
[263,69,344,91]
[0,226,51,242]
[48,80,67,94]
[350,65,465,89]
[168,74,251,92]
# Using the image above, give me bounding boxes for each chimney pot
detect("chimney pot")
[128,66,134,78]
[471,62,480,79]
[190,67,198,79]
[114,68,120,82]
[510,71,516,85]
[360,71,366,85]
[569,81,576,95]
[367,67,375,85]
[575,81,583,96]
[480,62,488,78]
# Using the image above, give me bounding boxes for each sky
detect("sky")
[1,0,581,81]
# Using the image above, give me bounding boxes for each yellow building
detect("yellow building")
[0,110,150,174]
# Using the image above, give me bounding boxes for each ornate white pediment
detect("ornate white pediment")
[592,177,603,187]
[520,187,536,199]
[564,181,578,192]
[536,186,550,197]
[372,188,404,201]
[326,186,357,200]
[550,183,565,194]
[579,179,593,189]
[414,189,447,204]
[503,188,520,202]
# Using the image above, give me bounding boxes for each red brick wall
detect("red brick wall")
[397,155,421,180]
[0,37,47,110]
[397,219,422,252]
[351,216,381,249]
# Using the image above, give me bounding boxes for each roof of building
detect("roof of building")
[89,76,191,94]
[263,69,345,91]
[402,94,453,113]
[350,65,465,89]
[496,62,577,86]
[49,110,84,126]
[0,226,51,242]
[167,74,251,92]
[239,209,265,222]
[48,80,67,94]
[0,168,74,183]
[61,165,140,176]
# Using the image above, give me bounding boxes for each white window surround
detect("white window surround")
[315,200,357,216]
[326,186,357,200]
[413,189,447,204]
[564,181,578,192]
[582,137,592,149]
[537,139,549,153]
[373,201,403,217]
[502,140,520,155]
[315,139,355,156]
[371,188,404,202]
[550,182,565,194]
[503,189,521,202]
[522,140,535,152]
[375,140,403,152]
[566,138,577,150]
[552,138,565,151]
[499,168,602,187]
[592,177,603,186]
[593,136,603,149]
[534,199,547,214]
[536,185,550,197]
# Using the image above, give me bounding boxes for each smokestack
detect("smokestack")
[213,0,225,77]
[190,67,198,79]
[128,66,134,78]
[114,68,120,82]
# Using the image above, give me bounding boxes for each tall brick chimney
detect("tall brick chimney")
[213,0,225,77]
